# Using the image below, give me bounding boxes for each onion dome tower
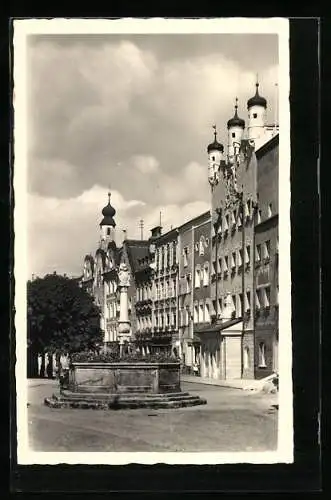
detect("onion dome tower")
[227,97,245,163]
[247,79,267,141]
[207,125,224,188]
[100,191,116,247]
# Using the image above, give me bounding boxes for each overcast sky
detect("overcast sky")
[26,33,278,278]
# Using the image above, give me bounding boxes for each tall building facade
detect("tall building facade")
[177,211,211,370]
[152,227,179,355]
[254,134,279,377]
[197,82,279,380]
[78,80,279,380]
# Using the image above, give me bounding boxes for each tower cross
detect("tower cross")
[212,124,217,140]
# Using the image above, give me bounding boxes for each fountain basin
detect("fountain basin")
[44,361,207,410]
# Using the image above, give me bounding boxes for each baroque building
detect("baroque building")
[196,81,279,380]
[78,79,279,380]
[177,211,211,371]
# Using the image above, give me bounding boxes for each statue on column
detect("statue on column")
[117,262,132,354]
[118,262,131,288]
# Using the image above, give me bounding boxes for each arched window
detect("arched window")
[203,262,210,286]
[199,236,205,256]
[258,342,267,367]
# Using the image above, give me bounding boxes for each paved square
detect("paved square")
[26,379,278,453]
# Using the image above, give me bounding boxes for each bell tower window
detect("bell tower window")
[253,113,257,119]
[107,228,111,236]
[232,132,235,138]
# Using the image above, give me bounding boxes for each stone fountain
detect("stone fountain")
[45,263,206,410]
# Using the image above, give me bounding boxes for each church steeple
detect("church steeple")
[247,77,267,141]
[227,97,245,164]
[207,125,224,188]
[100,191,116,248]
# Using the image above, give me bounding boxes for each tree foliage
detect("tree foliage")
[27,273,103,355]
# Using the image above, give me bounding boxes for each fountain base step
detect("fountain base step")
[44,391,207,410]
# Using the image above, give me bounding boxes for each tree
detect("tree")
[27,274,103,367]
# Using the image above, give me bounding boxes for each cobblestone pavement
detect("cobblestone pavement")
[26,379,278,453]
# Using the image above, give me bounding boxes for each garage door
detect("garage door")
[225,336,241,379]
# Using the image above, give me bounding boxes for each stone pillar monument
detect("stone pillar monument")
[117,263,131,356]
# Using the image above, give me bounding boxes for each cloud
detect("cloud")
[27,185,209,278]
[131,155,160,174]
[27,36,278,204]
[25,34,279,276]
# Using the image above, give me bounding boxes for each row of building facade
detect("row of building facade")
[80,82,279,381]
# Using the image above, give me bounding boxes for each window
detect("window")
[231,210,236,226]
[165,245,169,268]
[193,304,199,323]
[263,240,270,260]
[224,215,229,231]
[232,132,235,138]
[173,242,177,265]
[160,247,164,269]
[253,113,257,119]
[245,291,251,312]
[224,255,229,273]
[195,267,201,288]
[268,203,273,218]
[237,211,242,227]
[107,228,111,236]
[205,302,210,322]
[244,200,251,218]
[186,274,191,293]
[232,295,236,316]
[212,156,215,161]
[183,247,189,267]
[258,342,267,367]
[203,263,209,286]
[255,244,261,262]
[199,237,205,256]
[231,252,236,269]
[244,346,250,369]
[238,293,243,317]
[218,257,222,274]
[245,245,251,264]
[238,249,243,267]
[256,289,261,309]
[218,298,222,316]
[199,303,204,323]
[263,286,271,308]
[257,209,262,224]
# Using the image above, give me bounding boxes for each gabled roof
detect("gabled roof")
[123,239,150,274]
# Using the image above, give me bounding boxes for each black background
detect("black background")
[2,15,322,494]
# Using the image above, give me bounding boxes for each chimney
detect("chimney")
[150,225,162,239]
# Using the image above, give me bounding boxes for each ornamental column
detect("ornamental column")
[117,263,132,356]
